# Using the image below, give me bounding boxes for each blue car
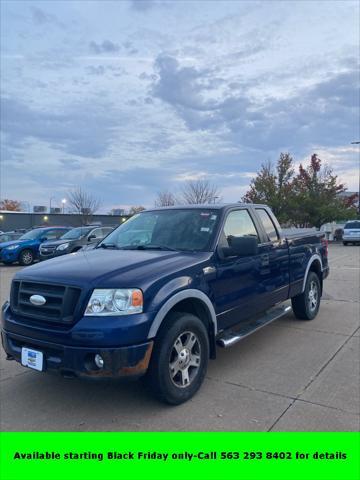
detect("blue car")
[0,227,70,266]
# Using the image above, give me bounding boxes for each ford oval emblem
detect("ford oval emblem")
[29,295,46,306]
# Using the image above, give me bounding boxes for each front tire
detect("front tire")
[146,312,209,405]
[291,271,321,320]
[19,249,34,266]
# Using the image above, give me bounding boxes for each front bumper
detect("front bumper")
[343,235,360,242]
[0,249,19,263]
[39,248,69,260]
[1,328,153,378]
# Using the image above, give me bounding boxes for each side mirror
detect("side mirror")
[40,237,47,242]
[222,236,258,257]
[88,234,96,242]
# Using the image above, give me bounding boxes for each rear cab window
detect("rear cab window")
[256,209,279,242]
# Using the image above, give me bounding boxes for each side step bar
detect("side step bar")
[217,304,292,348]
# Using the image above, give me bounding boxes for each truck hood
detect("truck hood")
[15,248,212,288]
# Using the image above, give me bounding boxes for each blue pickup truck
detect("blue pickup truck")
[1,205,329,404]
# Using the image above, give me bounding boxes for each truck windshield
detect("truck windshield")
[99,209,220,252]
[60,227,91,240]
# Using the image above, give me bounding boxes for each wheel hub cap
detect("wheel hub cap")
[169,331,201,388]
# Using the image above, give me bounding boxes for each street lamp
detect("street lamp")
[61,198,67,214]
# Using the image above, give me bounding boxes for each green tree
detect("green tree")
[242,153,294,224]
[243,153,357,227]
[291,154,357,228]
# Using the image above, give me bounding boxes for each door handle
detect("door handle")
[260,253,270,265]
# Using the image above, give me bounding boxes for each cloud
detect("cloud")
[86,65,106,76]
[0,96,120,158]
[30,6,65,29]
[152,53,359,152]
[89,40,120,54]
[152,54,221,112]
[130,0,157,11]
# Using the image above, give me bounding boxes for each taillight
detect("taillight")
[321,238,328,257]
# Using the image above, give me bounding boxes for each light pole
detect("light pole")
[61,198,67,214]
[49,197,56,213]
[350,142,360,214]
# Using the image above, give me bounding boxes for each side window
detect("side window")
[222,210,259,247]
[256,209,279,242]
[90,228,103,239]
[101,228,113,236]
[43,229,62,240]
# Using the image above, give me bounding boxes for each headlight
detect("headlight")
[85,289,143,316]
[56,243,70,251]
[5,244,20,250]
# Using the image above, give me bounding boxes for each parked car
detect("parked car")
[0,231,23,243]
[342,220,360,245]
[1,204,329,404]
[39,226,114,260]
[0,227,70,265]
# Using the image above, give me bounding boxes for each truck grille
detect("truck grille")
[10,280,81,324]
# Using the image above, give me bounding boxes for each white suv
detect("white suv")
[343,221,360,245]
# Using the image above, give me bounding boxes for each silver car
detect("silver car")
[343,220,360,245]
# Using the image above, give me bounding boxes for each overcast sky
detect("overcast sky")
[1,0,359,212]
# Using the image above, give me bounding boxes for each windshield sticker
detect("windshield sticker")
[210,215,217,220]
[200,212,210,216]
[201,227,210,232]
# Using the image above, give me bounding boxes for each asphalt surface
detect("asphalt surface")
[0,244,359,432]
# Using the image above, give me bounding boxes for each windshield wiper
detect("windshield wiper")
[119,244,177,251]
[98,243,118,249]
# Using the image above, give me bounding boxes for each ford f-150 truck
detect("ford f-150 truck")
[1,204,329,404]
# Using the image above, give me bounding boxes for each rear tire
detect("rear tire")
[291,271,321,320]
[19,249,34,266]
[145,312,209,405]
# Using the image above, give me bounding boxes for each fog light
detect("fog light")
[94,354,104,369]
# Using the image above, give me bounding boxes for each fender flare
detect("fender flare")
[301,254,323,292]
[147,289,217,339]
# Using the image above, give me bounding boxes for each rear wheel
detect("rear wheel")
[291,271,321,320]
[145,312,209,404]
[19,249,34,266]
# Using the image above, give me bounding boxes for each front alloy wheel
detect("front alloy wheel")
[169,331,201,388]
[19,249,34,266]
[145,312,209,404]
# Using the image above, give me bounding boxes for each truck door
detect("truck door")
[212,208,267,330]
[254,208,289,306]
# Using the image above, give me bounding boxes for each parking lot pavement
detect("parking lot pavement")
[0,244,359,432]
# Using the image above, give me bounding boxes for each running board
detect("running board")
[217,304,292,348]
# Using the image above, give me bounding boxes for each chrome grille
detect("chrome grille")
[40,245,57,255]
[10,280,81,324]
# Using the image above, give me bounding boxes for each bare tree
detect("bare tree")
[128,205,146,215]
[181,179,221,205]
[0,199,22,211]
[154,190,177,207]
[67,187,101,224]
